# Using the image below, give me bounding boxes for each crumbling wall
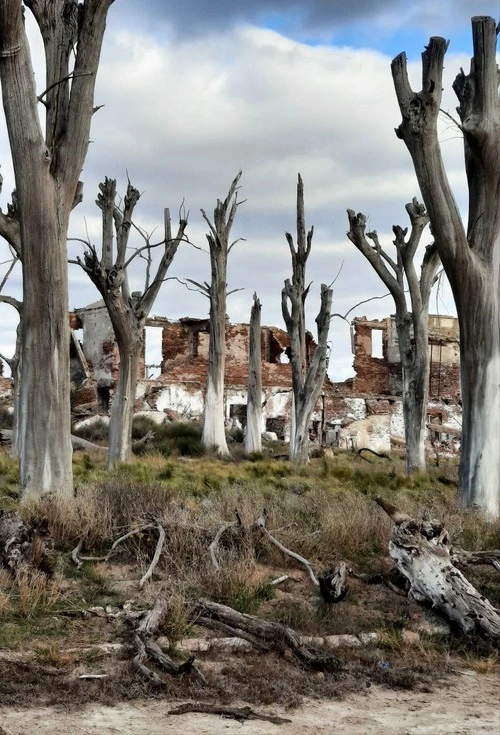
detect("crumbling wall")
[352,317,391,394]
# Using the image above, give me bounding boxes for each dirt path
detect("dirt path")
[1,672,498,735]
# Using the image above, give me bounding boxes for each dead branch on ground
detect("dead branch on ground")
[168,703,291,725]
[194,598,341,672]
[376,496,500,641]
[132,596,204,686]
[72,523,166,589]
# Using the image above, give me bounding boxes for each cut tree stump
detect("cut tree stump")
[376,497,500,642]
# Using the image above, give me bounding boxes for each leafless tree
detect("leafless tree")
[391,16,500,517]
[347,199,440,474]
[73,177,188,468]
[282,175,333,464]
[245,292,262,454]
[189,172,244,455]
[0,0,114,498]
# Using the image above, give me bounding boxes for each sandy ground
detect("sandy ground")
[1,672,499,735]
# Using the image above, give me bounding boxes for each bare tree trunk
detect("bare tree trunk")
[347,201,439,475]
[245,293,262,454]
[76,179,188,469]
[0,0,114,499]
[199,172,243,456]
[391,17,500,515]
[282,175,333,463]
[458,284,499,513]
[203,272,229,455]
[107,336,142,468]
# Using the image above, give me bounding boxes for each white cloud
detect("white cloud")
[0,18,469,381]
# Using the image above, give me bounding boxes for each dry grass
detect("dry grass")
[0,449,498,707]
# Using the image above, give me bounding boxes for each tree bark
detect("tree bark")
[245,293,262,454]
[201,172,243,456]
[347,202,439,474]
[391,17,500,516]
[282,175,333,463]
[0,0,114,499]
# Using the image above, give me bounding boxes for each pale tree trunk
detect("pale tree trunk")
[245,293,262,454]
[392,17,500,516]
[0,0,114,499]
[76,178,188,469]
[347,200,440,474]
[108,339,141,466]
[282,175,333,463]
[204,269,228,454]
[198,172,243,456]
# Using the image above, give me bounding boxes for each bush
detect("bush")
[150,421,205,458]
[72,418,109,443]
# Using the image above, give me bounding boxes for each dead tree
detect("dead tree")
[73,177,188,468]
[392,17,500,517]
[191,172,244,456]
[245,293,262,454]
[347,201,440,474]
[282,175,333,463]
[376,497,500,641]
[0,0,114,499]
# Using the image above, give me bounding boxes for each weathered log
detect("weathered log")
[0,509,52,574]
[131,596,204,686]
[194,598,341,672]
[376,497,500,641]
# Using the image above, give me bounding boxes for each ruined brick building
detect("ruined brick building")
[64,300,462,453]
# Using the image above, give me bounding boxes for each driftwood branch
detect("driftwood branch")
[168,703,291,725]
[255,511,319,587]
[208,521,238,572]
[138,524,166,589]
[71,524,156,567]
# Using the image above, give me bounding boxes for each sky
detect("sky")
[0,0,499,381]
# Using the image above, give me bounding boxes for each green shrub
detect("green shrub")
[152,421,205,457]
[72,418,109,443]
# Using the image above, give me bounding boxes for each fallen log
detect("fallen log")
[376,497,500,642]
[0,428,156,457]
[194,598,341,672]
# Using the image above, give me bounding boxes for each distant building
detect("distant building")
[65,301,462,453]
